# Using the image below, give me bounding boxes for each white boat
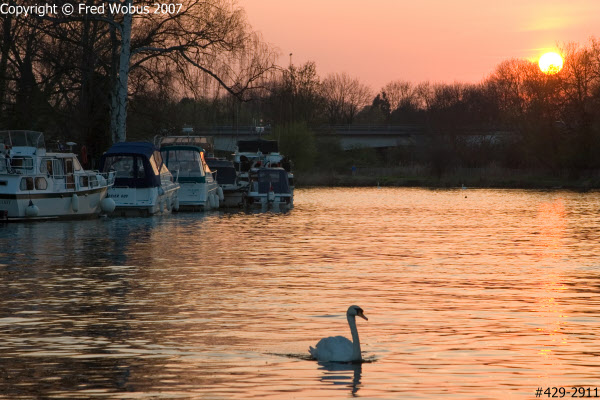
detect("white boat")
[233,138,294,207]
[0,130,116,221]
[99,142,179,216]
[159,139,221,211]
[244,167,293,211]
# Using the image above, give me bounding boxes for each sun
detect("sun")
[539,52,564,74]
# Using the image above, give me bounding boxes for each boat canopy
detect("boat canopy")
[256,168,290,194]
[0,130,45,149]
[159,136,214,154]
[206,158,236,185]
[237,139,278,154]
[100,142,167,188]
[160,145,210,180]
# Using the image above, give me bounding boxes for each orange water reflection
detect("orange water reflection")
[2,188,600,398]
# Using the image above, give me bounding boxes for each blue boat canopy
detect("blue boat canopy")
[103,142,157,158]
[100,142,169,188]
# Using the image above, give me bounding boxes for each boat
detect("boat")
[206,157,245,208]
[233,138,294,207]
[99,142,179,216]
[244,167,293,211]
[0,130,116,221]
[159,137,221,211]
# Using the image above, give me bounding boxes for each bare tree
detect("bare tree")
[382,80,416,111]
[321,72,371,124]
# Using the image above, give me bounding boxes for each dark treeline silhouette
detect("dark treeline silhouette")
[2,3,600,181]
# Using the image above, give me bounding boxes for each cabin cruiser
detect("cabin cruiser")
[0,130,115,221]
[233,139,294,207]
[206,157,245,208]
[100,142,179,216]
[159,138,221,210]
[244,168,293,211]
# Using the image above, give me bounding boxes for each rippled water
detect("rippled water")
[2,187,600,399]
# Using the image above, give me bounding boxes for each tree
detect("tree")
[107,0,278,142]
[321,72,371,124]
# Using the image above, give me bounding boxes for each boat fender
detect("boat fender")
[100,197,116,213]
[213,193,220,209]
[173,196,179,211]
[217,186,224,201]
[71,194,79,212]
[166,197,172,211]
[159,200,164,213]
[208,193,215,210]
[25,201,39,217]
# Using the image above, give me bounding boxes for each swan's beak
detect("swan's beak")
[358,311,368,321]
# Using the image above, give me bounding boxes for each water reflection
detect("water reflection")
[2,188,600,398]
[318,361,362,396]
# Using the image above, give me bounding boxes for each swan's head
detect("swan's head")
[347,305,368,321]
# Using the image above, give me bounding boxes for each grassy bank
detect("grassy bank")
[295,165,600,190]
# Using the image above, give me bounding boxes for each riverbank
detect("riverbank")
[295,165,600,190]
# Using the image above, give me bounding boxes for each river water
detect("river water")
[1,187,600,399]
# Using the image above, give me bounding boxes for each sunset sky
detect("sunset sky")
[238,0,600,90]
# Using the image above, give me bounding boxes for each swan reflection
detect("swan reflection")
[317,361,362,396]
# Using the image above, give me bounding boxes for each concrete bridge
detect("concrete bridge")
[194,125,426,152]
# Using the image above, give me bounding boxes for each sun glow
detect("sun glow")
[539,52,564,74]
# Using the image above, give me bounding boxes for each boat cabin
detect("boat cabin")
[100,142,171,188]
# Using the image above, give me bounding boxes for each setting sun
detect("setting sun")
[539,52,564,74]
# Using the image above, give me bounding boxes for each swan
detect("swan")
[309,305,368,362]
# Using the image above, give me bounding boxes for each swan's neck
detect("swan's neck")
[347,315,362,361]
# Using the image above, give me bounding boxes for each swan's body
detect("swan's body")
[309,305,368,362]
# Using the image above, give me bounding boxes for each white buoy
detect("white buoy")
[71,193,79,212]
[159,200,164,213]
[173,196,179,211]
[25,201,39,217]
[100,197,116,213]
[217,186,224,201]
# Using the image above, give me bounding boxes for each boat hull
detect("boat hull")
[0,187,109,221]
[107,185,179,216]
[176,181,220,211]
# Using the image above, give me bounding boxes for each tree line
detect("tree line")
[2,2,600,176]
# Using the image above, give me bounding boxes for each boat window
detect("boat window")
[163,149,203,176]
[11,157,33,170]
[20,177,34,191]
[35,177,47,190]
[42,159,63,177]
[103,155,136,178]
[79,175,89,187]
[135,157,145,178]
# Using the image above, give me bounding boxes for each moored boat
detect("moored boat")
[244,167,293,211]
[206,157,245,208]
[99,142,179,216]
[0,130,116,221]
[233,138,294,207]
[159,140,221,211]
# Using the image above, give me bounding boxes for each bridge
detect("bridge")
[193,125,426,152]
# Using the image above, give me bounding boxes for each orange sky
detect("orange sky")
[238,0,600,90]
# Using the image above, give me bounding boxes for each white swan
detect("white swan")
[309,305,368,362]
